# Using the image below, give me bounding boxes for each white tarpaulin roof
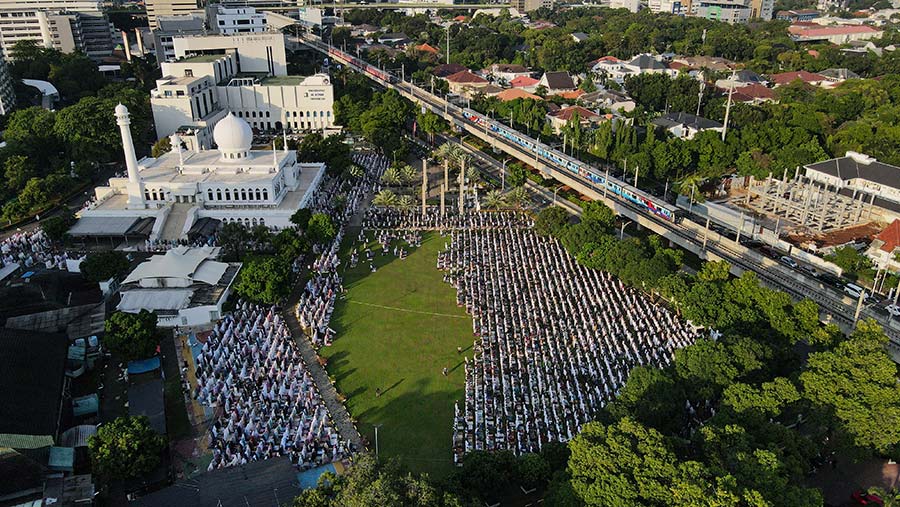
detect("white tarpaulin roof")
[118,289,193,312]
[123,246,225,286]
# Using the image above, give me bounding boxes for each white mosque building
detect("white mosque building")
[69,104,326,243]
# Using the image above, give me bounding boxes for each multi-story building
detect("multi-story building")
[748,0,774,20]
[152,13,206,66]
[0,48,15,114]
[509,0,553,12]
[692,0,751,24]
[648,0,689,14]
[0,0,115,59]
[151,32,335,149]
[209,6,267,34]
[145,0,206,31]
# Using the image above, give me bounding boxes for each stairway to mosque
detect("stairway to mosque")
[160,203,191,242]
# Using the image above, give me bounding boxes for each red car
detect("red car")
[851,490,884,506]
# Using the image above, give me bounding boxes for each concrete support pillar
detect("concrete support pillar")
[422,159,427,217]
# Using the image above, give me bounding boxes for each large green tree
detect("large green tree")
[89,415,165,480]
[234,255,292,305]
[80,251,130,282]
[104,310,159,361]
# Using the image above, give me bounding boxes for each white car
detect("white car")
[779,256,799,269]
[887,304,900,317]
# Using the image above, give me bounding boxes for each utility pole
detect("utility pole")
[446,25,450,65]
[458,158,465,214]
[501,159,507,191]
[722,71,736,142]
[703,217,710,250]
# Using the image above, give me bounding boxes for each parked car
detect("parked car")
[779,256,799,269]
[851,489,884,506]
[844,283,865,299]
[886,304,900,317]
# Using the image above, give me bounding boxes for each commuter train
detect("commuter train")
[462,109,679,223]
[326,46,395,84]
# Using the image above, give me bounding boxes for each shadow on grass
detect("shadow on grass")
[353,378,462,478]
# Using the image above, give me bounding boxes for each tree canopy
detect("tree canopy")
[89,415,165,480]
[80,251,130,282]
[104,310,159,361]
[234,255,292,305]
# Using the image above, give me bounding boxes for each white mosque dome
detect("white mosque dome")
[213,113,253,158]
[114,103,129,116]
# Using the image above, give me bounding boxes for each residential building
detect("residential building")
[818,67,859,86]
[152,13,207,66]
[788,23,882,43]
[651,112,723,140]
[580,89,636,113]
[727,82,776,104]
[412,42,439,55]
[377,32,409,45]
[210,6,267,34]
[804,152,900,208]
[867,219,900,269]
[495,88,543,102]
[673,55,733,71]
[0,0,115,60]
[484,63,532,84]
[0,48,15,114]
[546,105,603,134]
[571,32,589,42]
[431,62,467,78]
[538,71,576,95]
[444,70,489,95]
[715,69,767,88]
[509,0,554,12]
[146,0,206,30]
[117,246,240,327]
[776,9,820,21]
[769,70,827,87]
[510,75,539,91]
[71,105,327,243]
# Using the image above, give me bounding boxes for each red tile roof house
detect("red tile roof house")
[869,219,900,268]
[546,106,603,134]
[769,70,828,87]
[727,83,777,104]
[510,75,540,92]
[444,70,490,95]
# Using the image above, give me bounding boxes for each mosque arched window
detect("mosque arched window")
[241,189,247,201]
[145,190,151,201]
[208,190,213,201]
[263,189,268,200]
[255,189,261,200]
[225,190,231,201]
[216,189,222,200]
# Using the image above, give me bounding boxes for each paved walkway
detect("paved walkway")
[283,285,364,451]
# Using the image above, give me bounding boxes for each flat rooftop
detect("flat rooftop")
[181,53,227,63]
[261,75,306,86]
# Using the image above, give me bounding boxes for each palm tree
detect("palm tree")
[434,143,469,170]
[399,164,418,185]
[373,189,398,206]
[466,165,482,188]
[505,187,529,209]
[396,194,416,211]
[381,167,403,186]
[482,189,506,210]
[349,164,364,179]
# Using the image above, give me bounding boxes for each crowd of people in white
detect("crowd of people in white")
[436,213,698,462]
[1,229,71,271]
[195,303,347,470]
[296,151,388,348]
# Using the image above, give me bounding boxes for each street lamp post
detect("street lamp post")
[620,220,632,240]
[373,424,383,457]
[553,185,563,204]
[501,159,507,191]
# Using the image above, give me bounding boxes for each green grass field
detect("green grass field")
[324,230,472,478]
